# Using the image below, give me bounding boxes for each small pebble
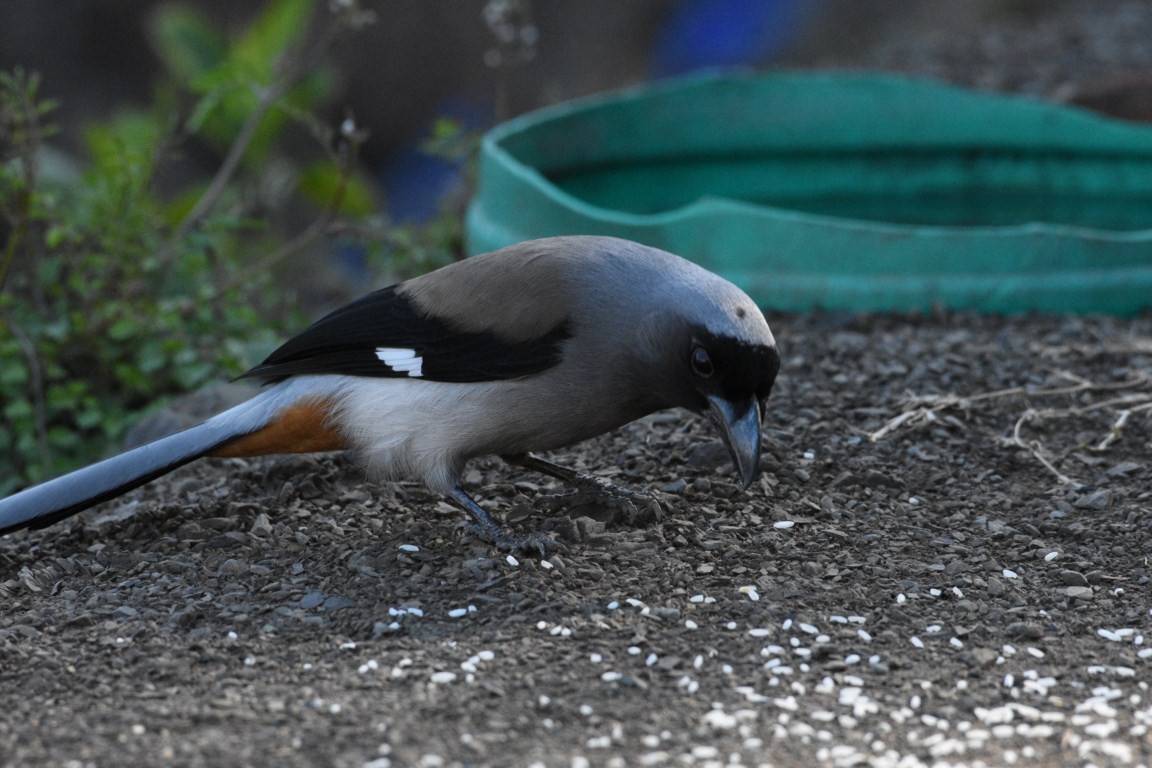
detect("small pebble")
[1059,570,1089,587]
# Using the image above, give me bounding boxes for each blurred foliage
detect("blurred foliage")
[0,0,463,495]
[149,0,320,162]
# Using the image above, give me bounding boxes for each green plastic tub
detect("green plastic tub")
[465,72,1152,314]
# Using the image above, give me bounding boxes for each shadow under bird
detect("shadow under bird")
[0,236,780,551]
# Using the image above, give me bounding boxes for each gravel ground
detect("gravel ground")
[4,3,1152,767]
[2,312,1150,768]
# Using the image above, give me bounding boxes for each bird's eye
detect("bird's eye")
[690,346,714,377]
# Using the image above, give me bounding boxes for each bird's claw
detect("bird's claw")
[452,483,566,557]
[465,521,567,557]
[534,473,663,526]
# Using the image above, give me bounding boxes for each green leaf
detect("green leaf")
[147,4,226,87]
[3,398,32,421]
[45,425,81,451]
[298,161,378,216]
[75,403,105,431]
[176,0,323,163]
[44,223,70,249]
[136,340,170,374]
[107,315,138,341]
[234,0,313,80]
[184,86,226,135]
[0,359,27,386]
[83,110,163,176]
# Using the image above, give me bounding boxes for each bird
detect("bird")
[0,236,780,551]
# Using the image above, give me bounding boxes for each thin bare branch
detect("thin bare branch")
[161,8,350,274]
[217,119,365,295]
[1094,410,1131,451]
[869,368,1151,482]
[1012,409,1078,486]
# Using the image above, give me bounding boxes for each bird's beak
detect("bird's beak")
[706,396,762,490]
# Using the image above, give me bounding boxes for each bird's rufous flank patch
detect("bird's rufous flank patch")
[211,398,346,457]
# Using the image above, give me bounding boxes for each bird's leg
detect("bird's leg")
[504,453,663,525]
[449,484,562,557]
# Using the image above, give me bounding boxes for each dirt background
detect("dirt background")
[4,3,1152,767]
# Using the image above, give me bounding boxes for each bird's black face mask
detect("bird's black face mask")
[685,331,780,489]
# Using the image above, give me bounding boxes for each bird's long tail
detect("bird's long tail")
[0,378,348,536]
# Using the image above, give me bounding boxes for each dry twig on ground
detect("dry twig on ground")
[868,370,1152,485]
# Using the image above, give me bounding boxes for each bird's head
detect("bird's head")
[682,325,780,489]
[633,273,780,490]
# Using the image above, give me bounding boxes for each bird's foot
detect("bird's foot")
[533,472,664,527]
[464,519,566,557]
[503,453,664,527]
[451,484,565,557]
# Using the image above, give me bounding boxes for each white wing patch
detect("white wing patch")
[375,347,424,378]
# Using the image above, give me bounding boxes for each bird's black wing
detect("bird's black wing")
[240,285,570,384]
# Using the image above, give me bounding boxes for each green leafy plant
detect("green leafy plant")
[0,0,388,495]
